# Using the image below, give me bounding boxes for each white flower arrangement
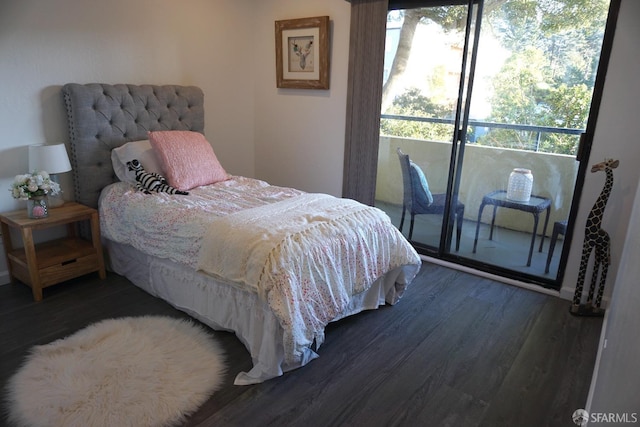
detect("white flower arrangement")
[10,171,61,200]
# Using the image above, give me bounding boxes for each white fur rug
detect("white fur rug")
[6,316,226,427]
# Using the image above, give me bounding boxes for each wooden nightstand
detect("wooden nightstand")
[0,202,106,301]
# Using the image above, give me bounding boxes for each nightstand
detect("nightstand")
[0,202,106,301]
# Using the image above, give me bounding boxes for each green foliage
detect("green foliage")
[382,0,609,156]
[488,47,548,124]
[381,88,455,141]
[417,5,468,32]
[481,0,605,154]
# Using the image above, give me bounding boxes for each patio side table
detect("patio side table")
[472,190,551,266]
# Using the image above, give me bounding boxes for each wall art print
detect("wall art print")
[275,16,330,89]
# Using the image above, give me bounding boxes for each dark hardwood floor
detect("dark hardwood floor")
[0,262,602,427]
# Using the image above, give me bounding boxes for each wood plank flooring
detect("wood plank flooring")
[0,262,602,427]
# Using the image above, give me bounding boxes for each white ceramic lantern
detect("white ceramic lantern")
[507,168,533,202]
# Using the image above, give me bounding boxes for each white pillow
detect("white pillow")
[111,140,164,184]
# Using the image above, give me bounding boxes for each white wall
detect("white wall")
[560,0,640,304]
[587,173,640,424]
[0,0,259,284]
[0,0,257,217]
[585,0,640,419]
[252,0,351,196]
[0,0,350,284]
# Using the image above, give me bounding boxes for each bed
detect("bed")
[62,83,421,385]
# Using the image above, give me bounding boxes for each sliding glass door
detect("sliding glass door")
[375,0,613,286]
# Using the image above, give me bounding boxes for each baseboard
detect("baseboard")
[420,255,561,298]
[0,270,10,286]
[560,286,575,301]
[560,285,610,308]
[585,308,610,413]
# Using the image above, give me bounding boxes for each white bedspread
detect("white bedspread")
[99,176,305,269]
[197,192,419,364]
[100,176,421,372]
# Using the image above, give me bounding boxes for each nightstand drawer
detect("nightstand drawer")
[8,237,96,266]
[8,237,98,287]
[38,253,100,287]
[9,252,100,288]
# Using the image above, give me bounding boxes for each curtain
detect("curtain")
[342,0,389,204]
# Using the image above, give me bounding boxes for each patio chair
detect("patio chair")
[545,219,568,274]
[397,148,465,251]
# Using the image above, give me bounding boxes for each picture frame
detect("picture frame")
[275,16,330,90]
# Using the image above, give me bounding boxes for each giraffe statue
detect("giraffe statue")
[571,158,619,316]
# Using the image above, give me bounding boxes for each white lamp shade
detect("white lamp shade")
[29,143,72,174]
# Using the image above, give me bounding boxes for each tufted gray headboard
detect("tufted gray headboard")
[62,83,205,209]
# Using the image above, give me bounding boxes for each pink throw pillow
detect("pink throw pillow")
[149,131,229,191]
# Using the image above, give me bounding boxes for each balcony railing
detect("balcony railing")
[381,114,584,153]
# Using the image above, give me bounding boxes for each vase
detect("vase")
[27,195,49,219]
[507,168,533,202]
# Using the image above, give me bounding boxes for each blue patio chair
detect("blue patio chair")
[545,219,568,274]
[397,148,465,251]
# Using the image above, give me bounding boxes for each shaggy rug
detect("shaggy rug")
[5,316,226,427]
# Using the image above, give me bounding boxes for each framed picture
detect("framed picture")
[275,16,330,89]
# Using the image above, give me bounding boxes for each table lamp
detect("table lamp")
[29,143,72,208]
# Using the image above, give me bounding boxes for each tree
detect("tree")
[381,88,454,141]
[382,1,508,112]
[381,0,610,155]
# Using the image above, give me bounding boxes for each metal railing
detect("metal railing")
[381,114,584,153]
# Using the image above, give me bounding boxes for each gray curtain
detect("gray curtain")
[342,0,389,205]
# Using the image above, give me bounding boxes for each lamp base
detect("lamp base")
[49,173,66,208]
[48,195,65,208]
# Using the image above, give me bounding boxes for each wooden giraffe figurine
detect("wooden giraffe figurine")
[571,158,619,316]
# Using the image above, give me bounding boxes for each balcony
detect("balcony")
[375,132,579,280]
